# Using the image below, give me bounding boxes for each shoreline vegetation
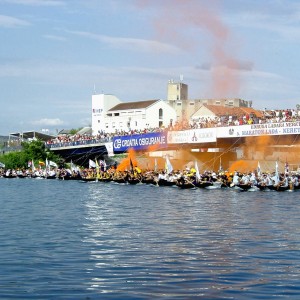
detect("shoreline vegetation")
[0,139,59,170]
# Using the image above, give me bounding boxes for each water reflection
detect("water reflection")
[82,183,300,298]
[2,179,300,299]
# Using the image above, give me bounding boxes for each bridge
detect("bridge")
[46,121,300,171]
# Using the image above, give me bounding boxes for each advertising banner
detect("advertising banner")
[187,128,216,143]
[113,132,167,152]
[113,121,300,153]
[167,130,189,144]
[167,128,216,144]
[217,121,300,138]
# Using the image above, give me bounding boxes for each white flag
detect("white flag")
[31,159,36,172]
[89,159,96,168]
[165,155,173,173]
[70,160,75,171]
[257,161,261,176]
[275,161,279,180]
[105,142,114,157]
[49,160,58,168]
[99,160,107,171]
[195,160,201,181]
[285,161,289,174]
[154,158,157,172]
[70,160,79,172]
[272,162,279,184]
[219,157,223,171]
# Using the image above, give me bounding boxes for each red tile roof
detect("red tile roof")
[109,100,159,111]
[203,104,263,118]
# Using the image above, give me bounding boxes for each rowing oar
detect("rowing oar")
[182,177,197,188]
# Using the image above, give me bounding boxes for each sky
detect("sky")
[1,0,300,135]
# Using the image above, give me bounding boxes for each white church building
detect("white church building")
[92,94,176,135]
[91,79,251,135]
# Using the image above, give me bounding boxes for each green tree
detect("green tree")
[22,139,47,161]
[69,127,83,135]
[0,151,28,169]
[0,139,60,169]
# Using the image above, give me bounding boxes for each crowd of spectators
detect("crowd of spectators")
[46,132,113,148]
[45,109,300,147]
[45,127,168,148]
[188,108,300,130]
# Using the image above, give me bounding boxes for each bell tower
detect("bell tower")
[167,76,188,121]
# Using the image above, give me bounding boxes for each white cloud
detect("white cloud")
[31,118,64,126]
[0,14,30,28]
[226,7,300,41]
[0,59,171,85]
[43,34,66,42]
[68,30,182,55]
[0,57,298,111]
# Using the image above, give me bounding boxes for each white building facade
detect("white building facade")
[91,80,252,135]
[92,94,122,134]
[92,95,177,134]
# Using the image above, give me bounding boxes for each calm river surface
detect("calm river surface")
[1,178,300,299]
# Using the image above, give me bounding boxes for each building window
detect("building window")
[98,120,100,123]
[112,122,115,128]
[215,101,221,105]
[190,102,195,105]
[228,101,234,106]
[105,123,109,129]
[177,102,182,106]
[114,113,119,116]
[119,122,123,127]
[159,108,163,119]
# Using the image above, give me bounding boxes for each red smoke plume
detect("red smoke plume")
[136,0,241,98]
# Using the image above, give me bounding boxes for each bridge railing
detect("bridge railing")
[46,137,113,149]
[45,120,300,150]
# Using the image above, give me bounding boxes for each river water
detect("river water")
[1,178,300,299]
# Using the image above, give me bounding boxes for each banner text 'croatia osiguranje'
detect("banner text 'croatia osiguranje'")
[113,132,168,152]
